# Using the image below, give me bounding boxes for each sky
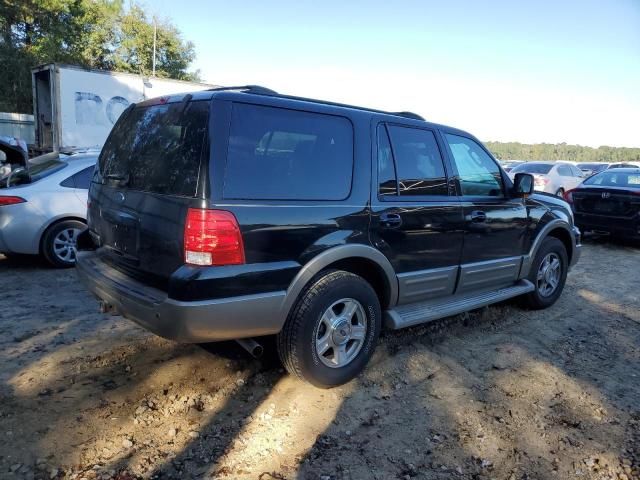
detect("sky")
[144,0,640,148]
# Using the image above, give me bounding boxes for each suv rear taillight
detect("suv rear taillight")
[184,208,245,266]
[0,196,26,206]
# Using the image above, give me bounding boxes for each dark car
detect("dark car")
[576,162,608,177]
[76,86,581,387]
[566,168,640,239]
[501,160,524,173]
[608,163,639,170]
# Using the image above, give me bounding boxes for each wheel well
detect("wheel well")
[39,216,86,254]
[547,227,573,263]
[323,257,392,308]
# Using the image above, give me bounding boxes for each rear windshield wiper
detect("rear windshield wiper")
[105,173,130,186]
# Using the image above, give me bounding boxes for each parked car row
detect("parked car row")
[508,161,585,197]
[577,162,640,176]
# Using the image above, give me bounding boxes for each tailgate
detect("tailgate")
[88,97,210,282]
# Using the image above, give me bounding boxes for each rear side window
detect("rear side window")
[224,103,353,200]
[60,165,94,189]
[99,100,209,196]
[377,124,448,197]
[557,164,572,176]
[570,165,584,177]
[445,134,503,197]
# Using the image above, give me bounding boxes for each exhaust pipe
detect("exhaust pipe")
[236,338,264,359]
[98,300,112,314]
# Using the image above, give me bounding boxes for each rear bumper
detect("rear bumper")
[76,251,286,342]
[575,213,640,239]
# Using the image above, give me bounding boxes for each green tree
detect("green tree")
[486,141,640,163]
[0,0,199,113]
[113,4,198,81]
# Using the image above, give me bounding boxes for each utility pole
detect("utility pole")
[152,17,157,77]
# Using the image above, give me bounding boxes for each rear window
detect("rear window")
[224,103,353,200]
[584,171,640,187]
[512,163,553,175]
[1,158,67,188]
[98,100,209,196]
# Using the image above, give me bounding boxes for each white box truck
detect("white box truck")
[31,63,214,153]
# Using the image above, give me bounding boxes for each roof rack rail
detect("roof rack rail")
[208,86,425,121]
[208,85,278,95]
[392,111,425,121]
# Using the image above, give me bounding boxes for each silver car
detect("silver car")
[509,161,585,197]
[0,151,97,267]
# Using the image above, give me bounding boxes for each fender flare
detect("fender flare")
[280,244,398,316]
[520,218,574,277]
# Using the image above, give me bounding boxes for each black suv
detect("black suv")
[77,86,581,387]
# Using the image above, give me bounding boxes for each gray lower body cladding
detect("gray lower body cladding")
[76,251,286,342]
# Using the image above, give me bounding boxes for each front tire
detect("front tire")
[277,270,381,388]
[556,188,565,197]
[522,237,568,309]
[42,220,85,268]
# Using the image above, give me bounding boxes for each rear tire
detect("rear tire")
[42,220,85,268]
[277,270,381,388]
[522,237,568,309]
[556,188,565,197]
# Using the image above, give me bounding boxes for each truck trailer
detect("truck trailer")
[31,63,214,154]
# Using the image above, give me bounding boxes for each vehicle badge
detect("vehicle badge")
[601,192,610,199]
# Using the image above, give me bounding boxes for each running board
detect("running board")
[384,280,535,330]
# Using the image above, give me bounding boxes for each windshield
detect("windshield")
[511,163,553,175]
[98,99,209,197]
[584,171,640,187]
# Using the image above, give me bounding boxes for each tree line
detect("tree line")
[486,141,640,163]
[0,0,199,113]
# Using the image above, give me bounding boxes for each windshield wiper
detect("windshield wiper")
[105,173,130,186]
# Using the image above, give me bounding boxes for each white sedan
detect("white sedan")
[509,161,585,197]
[0,151,98,267]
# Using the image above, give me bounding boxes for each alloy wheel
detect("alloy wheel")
[53,228,81,263]
[536,252,562,297]
[315,298,367,368]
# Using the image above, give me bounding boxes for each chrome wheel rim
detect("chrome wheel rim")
[315,298,367,369]
[53,228,81,263]
[536,252,561,297]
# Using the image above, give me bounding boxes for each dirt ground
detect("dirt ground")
[1,237,639,480]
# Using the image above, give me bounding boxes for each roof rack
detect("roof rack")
[209,85,426,121]
[207,85,278,95]
[393,111,425,121]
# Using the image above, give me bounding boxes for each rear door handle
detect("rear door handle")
[380,213,402,228]
[470,210,487,223]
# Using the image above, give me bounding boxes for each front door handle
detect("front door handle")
[470,210,487,223]
[380,213,402,228]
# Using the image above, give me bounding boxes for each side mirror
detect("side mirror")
[513,173,534,197]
